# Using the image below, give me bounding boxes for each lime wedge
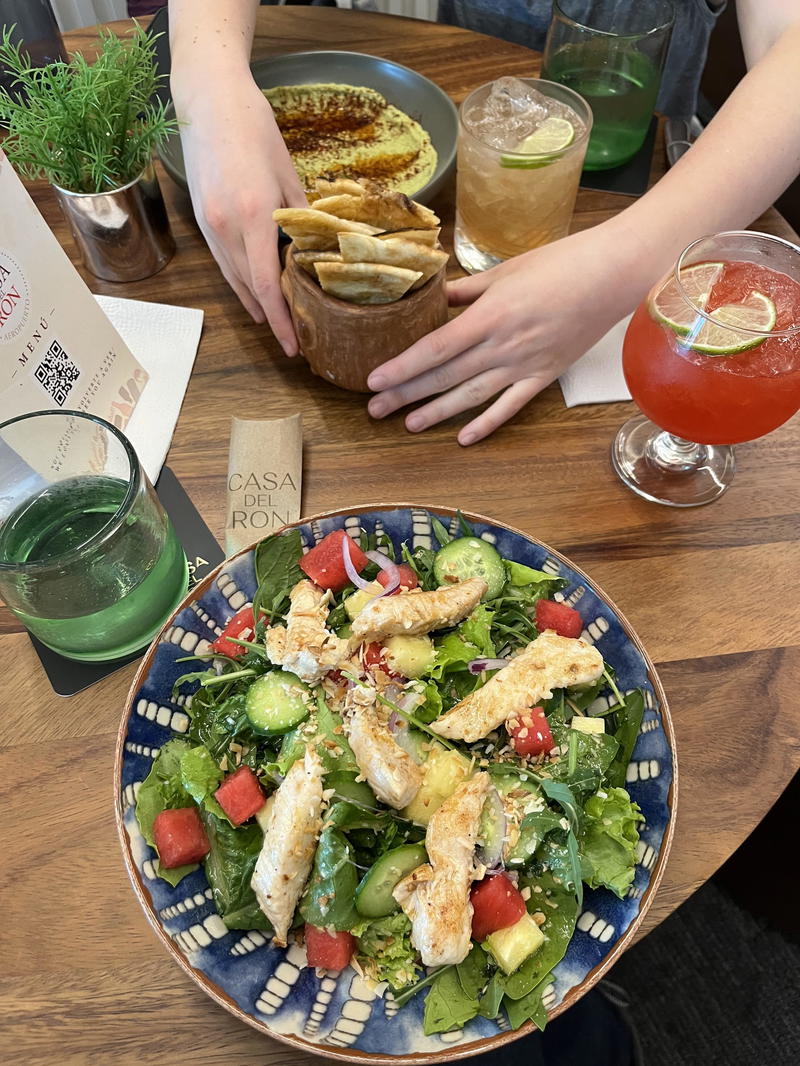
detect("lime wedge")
[686,290,777,355]
[651,262,724,334]
[499,117,575,169]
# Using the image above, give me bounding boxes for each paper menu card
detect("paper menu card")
[0,150,148,453]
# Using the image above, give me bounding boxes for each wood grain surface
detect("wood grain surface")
[2,9,799,1066]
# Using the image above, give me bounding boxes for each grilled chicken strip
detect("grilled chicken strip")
[265,579,350,684]
[342,684,423,810]
[350,577,487,645]
[251,745,324,946]
[430,630,604,743]
[393,772,491,967]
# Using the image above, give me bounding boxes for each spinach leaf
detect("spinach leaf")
[456,943,491,1000]
[478,973,506,1019]
[504,972,552,1031]
[253,528,305,621]
[324,800,393,834]
[606,689,646,789]
[547,731,620,797]
[277,693,358,776]
[506,808,565,867]
[504,871,578,1000]
[423,966,480,1035]
[202,812,269,929]
[300,828,359,931]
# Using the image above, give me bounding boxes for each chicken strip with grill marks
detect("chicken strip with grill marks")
[265,579,350,684]
[393,772,491,967]
[430,630,603,743]
[350,577,486,645]
[342,684,423,810]
[251,746,324,946]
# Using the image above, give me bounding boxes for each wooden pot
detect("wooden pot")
[280,245,448,392]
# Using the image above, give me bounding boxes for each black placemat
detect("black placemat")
[29,466,225,697]
[579,115,658,197]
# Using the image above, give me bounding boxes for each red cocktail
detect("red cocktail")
[613,231,800,506]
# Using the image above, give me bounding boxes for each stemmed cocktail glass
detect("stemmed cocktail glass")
[612,231,800,506]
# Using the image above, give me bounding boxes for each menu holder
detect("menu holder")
[29,467,225,697]
[579,115,658,197]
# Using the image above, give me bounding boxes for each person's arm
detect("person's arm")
[169,0,307,354]
[368,2,800,445]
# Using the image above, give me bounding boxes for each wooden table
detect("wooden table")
[2,8,799,1065]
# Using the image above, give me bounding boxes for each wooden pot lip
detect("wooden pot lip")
[114,502,677,1065]
[284,243,446,315]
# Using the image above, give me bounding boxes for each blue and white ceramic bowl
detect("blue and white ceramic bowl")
[115,505,677,1064]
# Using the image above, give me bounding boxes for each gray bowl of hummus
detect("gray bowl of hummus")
[158,50,457,206]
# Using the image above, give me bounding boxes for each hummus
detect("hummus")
[264,83,438,197]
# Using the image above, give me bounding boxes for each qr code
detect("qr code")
[34,339,80,406]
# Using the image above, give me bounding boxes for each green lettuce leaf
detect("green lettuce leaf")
[580,787,644,898]
[458,604,496,658]
[135,737,194,846]
[179,744,229,819]
[504,560,555,587]
[353,913,420,989]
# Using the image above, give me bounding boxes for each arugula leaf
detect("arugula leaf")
[431,515,452,547]
[580,787,644,898]
[402,542,438,591]
[547,730,620,798]
[606,689,646,789]
[299,827,359,931]
[202,811,270,929]
[423,966,480,1035]
[253,529,305,621]
[457,511,476,537]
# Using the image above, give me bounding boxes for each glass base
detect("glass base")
[454,217,506,274]
[611,413,736,507]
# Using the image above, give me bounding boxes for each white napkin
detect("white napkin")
[94,295,204,483]
[558,314,633,407]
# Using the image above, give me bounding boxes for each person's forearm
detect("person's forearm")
[169,0,259,111]
[606,20,800,307]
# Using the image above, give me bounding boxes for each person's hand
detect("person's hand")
[175,72,307,354]
[366,224,641,444]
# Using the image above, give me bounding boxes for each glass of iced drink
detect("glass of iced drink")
[454,76,592,274]
[542,0,674,171]
[613,231,800,507]
[0,410,188,661]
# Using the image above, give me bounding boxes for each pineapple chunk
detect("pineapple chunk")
[402,746,472,825]
[485,912,545,975]
[383,634,435,679]
[570,716,605,735]
[344,581,383,620]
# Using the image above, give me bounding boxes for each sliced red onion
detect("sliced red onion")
[476,789,507,870]
[468,657,510,674]
[366,549,400,597]
[342,535,372,590]
[387,710,400,733]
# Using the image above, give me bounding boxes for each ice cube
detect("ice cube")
[463,76,584,152]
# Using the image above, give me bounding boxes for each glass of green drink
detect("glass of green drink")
[542,0,674,170]
[0,410,188,662]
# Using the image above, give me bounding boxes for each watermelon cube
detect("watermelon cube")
[153,807,210,868]
[214,765,266,826]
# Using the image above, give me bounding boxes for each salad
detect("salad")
[136,514,646,1036]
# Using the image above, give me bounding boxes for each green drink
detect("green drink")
[544,44,660,170]
[0,411,188,662]
[542,0,674,170]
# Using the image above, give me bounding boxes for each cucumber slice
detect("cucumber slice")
[244,669,310,735]
[355,843,427,918]
[433,536,505,599]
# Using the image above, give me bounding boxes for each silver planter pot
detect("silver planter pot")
[53,163,176,282]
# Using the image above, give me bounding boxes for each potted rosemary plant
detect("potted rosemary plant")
[0,24,178,281]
